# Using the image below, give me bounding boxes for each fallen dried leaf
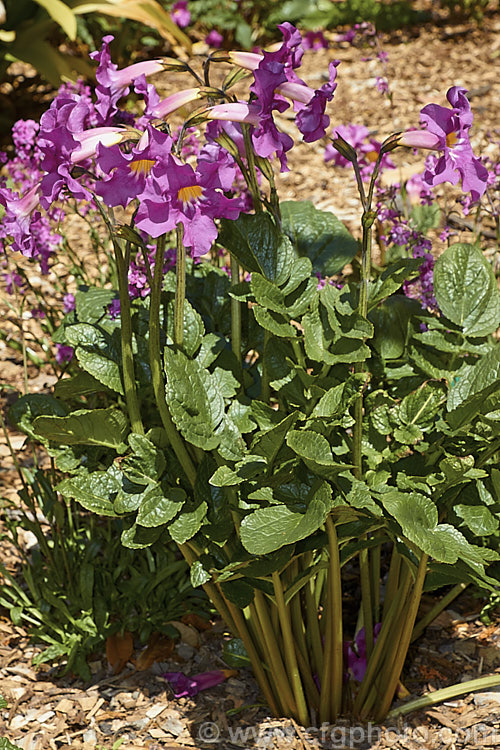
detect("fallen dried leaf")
[106,631,134,674]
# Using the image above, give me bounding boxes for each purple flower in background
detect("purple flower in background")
[171,0,190,27]
[205,29,224,48]
[63,293,75,313]
[55,344,74,365]
[0,184,42,256]
[302,30,328,51]
[3,271,24,295]
[164,670,235,697]
[345,624,382,682]
[375,76,389,95]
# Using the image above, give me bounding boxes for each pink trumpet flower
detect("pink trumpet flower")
[164,669,236,697]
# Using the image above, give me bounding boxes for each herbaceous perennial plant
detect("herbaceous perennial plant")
[2,26,500,724]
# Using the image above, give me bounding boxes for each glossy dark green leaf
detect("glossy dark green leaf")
[240,481,332,554]
[218,213,292,284]
[280,200,358,276]
[164,348,224,449]
[121,434,166,485]
[9,394,68,442]
[434,243,500,336]
[169,501,208,543]
[136,486,186,527]
[58,469,120,516]
[33,408,128,449]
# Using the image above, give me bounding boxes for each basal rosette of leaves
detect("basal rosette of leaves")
[2,25,500,724]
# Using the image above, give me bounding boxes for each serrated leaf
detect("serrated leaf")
[251,412,298,466]
[240,481,332,554]
[74,288,116,324]
[434,243,500,336]
[369,258,423,308]
[58,469,120,516]
[65,323,123,394]
[122,434,166,485]
[218,213,292,284]
[164,348,224,449]
[9,394,68,442]
[251,273,286,313]
[253,306,297,337]
[286,429,333,465]
[190,560,211,587]
[33,408,128,449]
[397,381,446,428]
[409,202,441,233]
[280,200,358,276]
[455,505,499,536]
[169,501,208,543]
[121,523,163,549]
[370,296,420,360]
[136,486,186,527]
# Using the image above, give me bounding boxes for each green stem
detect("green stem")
[253,590,296,716]
[371,544,381,624]
[148,236,197,487]
[115,241,144,434]
[230,254,242,367]
[174,224,186,348]
[411,582,468,643]
[272,571,309,726]
[387,674,500,719]
[242,124,262,212]
[354,563,412,717]
[359,547,373,661]
[261,329,271,403]
[305,566,323,677]
[326,515,343,720]
[225,596,281,717]
[373,553,428,721]
[382,545,402,621]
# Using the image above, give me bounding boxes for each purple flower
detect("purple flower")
[171,0,190,27]
[63,293,75,313]
[375,76,389,95]
[90,36,164,123]
[164,669,234,697]
[55,344,74,365]
[95,126,172,208]
[415,86,488,201]
[302,30,328,51]
[345,624,382,682]
[3,271,24,295]
[135,152,242,258]
[295,60,340,142]
[205,29,224,48]
[0,184,42,256]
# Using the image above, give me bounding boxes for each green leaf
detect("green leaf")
[33,408,128,449]
[190,560,211,587]
[218,213,293,284]
[74,288,116,324]
[240,481,332,554]
[455,505,499,536]
[65,324,123,394]
[9,394,68,442]
[220,579,254,607]
[0,737,23,750]
[251,412,299,466]
[136,486,186,527]
[222,638,250,668]
[370,296,420,360]
[433,243,500,336]
[164,348,224,449]
[368,258,423,308]
[121,434,166,485]
[250,273,286,313]
[409,202,441,233]
[169,501,208,543]
[54,372,109,398]
[253,306,297,338]
[280,200,358,276]
[121,523,163,549]
[447,346,500,427]
[58,469,120,516]
[286,429,333,465]
[397,381,446,428]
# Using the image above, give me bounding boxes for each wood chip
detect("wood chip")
[86,697,105,719]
